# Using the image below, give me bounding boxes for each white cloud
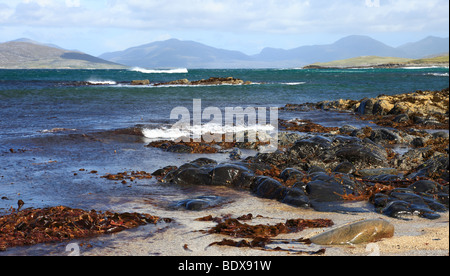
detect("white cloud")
[65,0,80,8]
[2,0,448,35]
[1,0,448,55]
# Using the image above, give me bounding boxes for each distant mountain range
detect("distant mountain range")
[1,35,448,69]
[99,35,449,69]
[0,39,126,69]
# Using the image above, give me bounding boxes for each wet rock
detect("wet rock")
[163,159,216,186]
[411,137,425,148]
[432,131,449,139]
[409,154,449,181]
[251,176,287,201]
[282,187,311,208]
[166,144,193,153]
[175,196,227,211]
[382,201,413,219]
[358,168,398,177]
[278,132,304,147]
[306,180,345,203]
[369,128,404,144]
[210,164,254,189]
[408,180,439,193]
[378,188,447,220]
[155,77,249,86]
[307,166,326,174]
[279,168,305,183]
[131,80,150,85]
[393,114,409,123]
[289,135,332,159]
[335,142,387,168]
[339,125,358,135]
[170,166,212,186]
[333,161,356,174]
[310,219,395,245]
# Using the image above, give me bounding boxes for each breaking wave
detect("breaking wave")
[426,72,449,77]
[142,123,276,142]
[129,67,189,74]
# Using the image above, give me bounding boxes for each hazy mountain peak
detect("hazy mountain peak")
[0,40,125,69]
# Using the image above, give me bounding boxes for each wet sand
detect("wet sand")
[4,186,446,256]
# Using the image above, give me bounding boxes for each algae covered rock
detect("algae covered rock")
[310,219,395,245]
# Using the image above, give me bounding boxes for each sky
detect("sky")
[0,0,449,56]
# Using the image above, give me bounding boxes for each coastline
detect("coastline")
[1,83,448,256]
[304,63,449,70]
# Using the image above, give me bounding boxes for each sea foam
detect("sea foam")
[130,67,188,74]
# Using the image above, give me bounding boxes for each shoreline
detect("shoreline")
[1,87,448,256]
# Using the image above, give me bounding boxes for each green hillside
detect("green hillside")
[305,54,449,69]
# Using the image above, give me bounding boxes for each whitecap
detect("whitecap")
[130,67,188,74]
[142,123,276,142]
[426,72,449,77]
[87,80,117,85]
[284,82,306,86]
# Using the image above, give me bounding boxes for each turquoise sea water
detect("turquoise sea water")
[1,67,449,140]
[0,67,448,208]
[0,67,448,254]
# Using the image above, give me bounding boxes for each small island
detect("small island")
[304,54,449,69]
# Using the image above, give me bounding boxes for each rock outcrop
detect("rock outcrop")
[154,77,251,86]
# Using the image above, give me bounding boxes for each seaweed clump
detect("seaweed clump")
[0,206,169,251]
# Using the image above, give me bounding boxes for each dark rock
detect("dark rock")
[282,187,311,208]
[190,158,218,167]
[432,131,449,139]
[379,188,446,220]
[393,114,409,123]
[289,136,332,159]
[335,143,387,168]
[279,168,305,182]
[169,166,212,186]
[382,201,413,219]
[409,154,449,181]
[389,189,427,206]
[373,193,390,209]
[339,125,358,134]
[411,137,425,148]
[175,196,227,211]
[437,193,449,207]
[210,164,254,189]
[356,98,375,115]
[370,128,402,144]
[408,180,439,193]
[333,161,356,174]
[251,177,287,201]
[422,196,448,212]
[307,166,326,174]
[306,180,345,203]
[166,144,193,153]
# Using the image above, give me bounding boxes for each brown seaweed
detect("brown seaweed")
[0,206,168,251]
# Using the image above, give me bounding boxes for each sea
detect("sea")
[0,67,449,254]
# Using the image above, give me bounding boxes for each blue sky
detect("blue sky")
[1,0,448,56]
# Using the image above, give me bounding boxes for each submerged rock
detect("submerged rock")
[174,196,228,211]
[310,219,395,245]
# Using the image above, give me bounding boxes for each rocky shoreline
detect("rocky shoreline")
[149,88,449,221]
[1,88,448,255]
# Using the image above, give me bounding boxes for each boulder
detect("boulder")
[210,164,254,189]
[131,79,150,85]
[310,219,395,245]
[251,176,287,201]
